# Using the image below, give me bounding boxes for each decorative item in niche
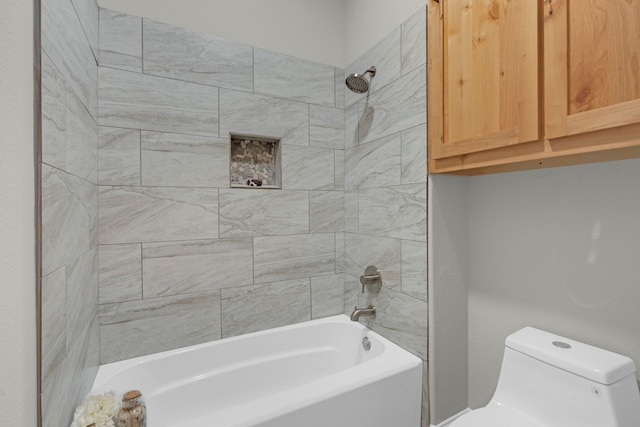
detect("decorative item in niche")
[230,134,281,189]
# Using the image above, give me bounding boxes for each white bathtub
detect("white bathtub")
[92,314,423,427]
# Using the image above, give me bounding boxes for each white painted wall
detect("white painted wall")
[467,159,640,408]
[0,0,37,424]
[428,174,469,424]
[344,0,427,66]
[97,0,346,67]
[96,0,427,67]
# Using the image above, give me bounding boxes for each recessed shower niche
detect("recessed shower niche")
[229,134,282,189]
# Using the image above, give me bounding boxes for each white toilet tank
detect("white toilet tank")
[490,327,640,427]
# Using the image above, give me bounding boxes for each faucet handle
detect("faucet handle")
[359,265,382,294]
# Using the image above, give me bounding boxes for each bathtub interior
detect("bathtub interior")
[92,315,420,426]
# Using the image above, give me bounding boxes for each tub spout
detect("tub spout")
[350,305,376,321]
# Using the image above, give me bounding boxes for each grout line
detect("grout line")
[94,121,222,140]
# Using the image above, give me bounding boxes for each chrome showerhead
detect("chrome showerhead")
[345,66,377,94]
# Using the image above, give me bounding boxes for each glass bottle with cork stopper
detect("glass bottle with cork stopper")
[117,390,146,427]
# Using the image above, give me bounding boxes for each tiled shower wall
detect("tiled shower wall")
[40,0,100,426]
[40,3,428,425]
[96,10,347,363]
[342,5,429,422]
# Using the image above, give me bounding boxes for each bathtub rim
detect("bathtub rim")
[91,314,423,426]
[93,314,421,389]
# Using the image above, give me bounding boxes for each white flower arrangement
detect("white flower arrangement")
[70,390,120,427]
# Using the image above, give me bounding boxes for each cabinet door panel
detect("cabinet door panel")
[430,0,540,160]
[545,0,640,139]
[569,0,640,114]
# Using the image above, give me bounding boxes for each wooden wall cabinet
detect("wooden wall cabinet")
[428,0,640,175]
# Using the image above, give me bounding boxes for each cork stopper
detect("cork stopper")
[123,390,141,401]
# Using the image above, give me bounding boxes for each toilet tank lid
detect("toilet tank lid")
[505,327,636,385]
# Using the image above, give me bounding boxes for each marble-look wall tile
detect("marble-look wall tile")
[401,124,427,185]
[402,240,428,301]
[344,191,359,233]
[334,67,345,109]
[98,244,142,304]
[344,233,401,291]
[41,2,99,425]
[42,165,97,276]
[219,89,309,146]
[99,67,219,136]
[254,48,334,106]
[359,288,427,360]
[41,51,66,170]
[41,267,66,391]
[99,9,142,72]
[401,6,427,75]
[311,274,345,319]
[221,279,311,338]
[219,189,309,237]
[65,249,98,352]
[335,232,345,273]
[142,239,253,298]
[41,0,97,119]
[335,149,345,191]
[143,19,253,91]
[70,317,100,414]
[341,6,429,401]
[358,65,426,145]
[310,191,344,233]
[98,186,218,244]
[42,317,98,427]
[98,127,140,186]
[66,87,98,183]
[345,27,402,108]
[254,234,335,284]
[99,291,222,363]
[310,105,344,149]
[344,274,359,315]
[141,131,228,187]
[358,184,427,241]
[41,337,69,427]
[344,104,359,149]
[345,133,401,190]
[421,360,430,427]
[71,0,99,59]
[282,145,334,190]
[71,318,100,415]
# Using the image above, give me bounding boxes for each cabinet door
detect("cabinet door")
[545,0,640,139]
[428,0,540,163]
